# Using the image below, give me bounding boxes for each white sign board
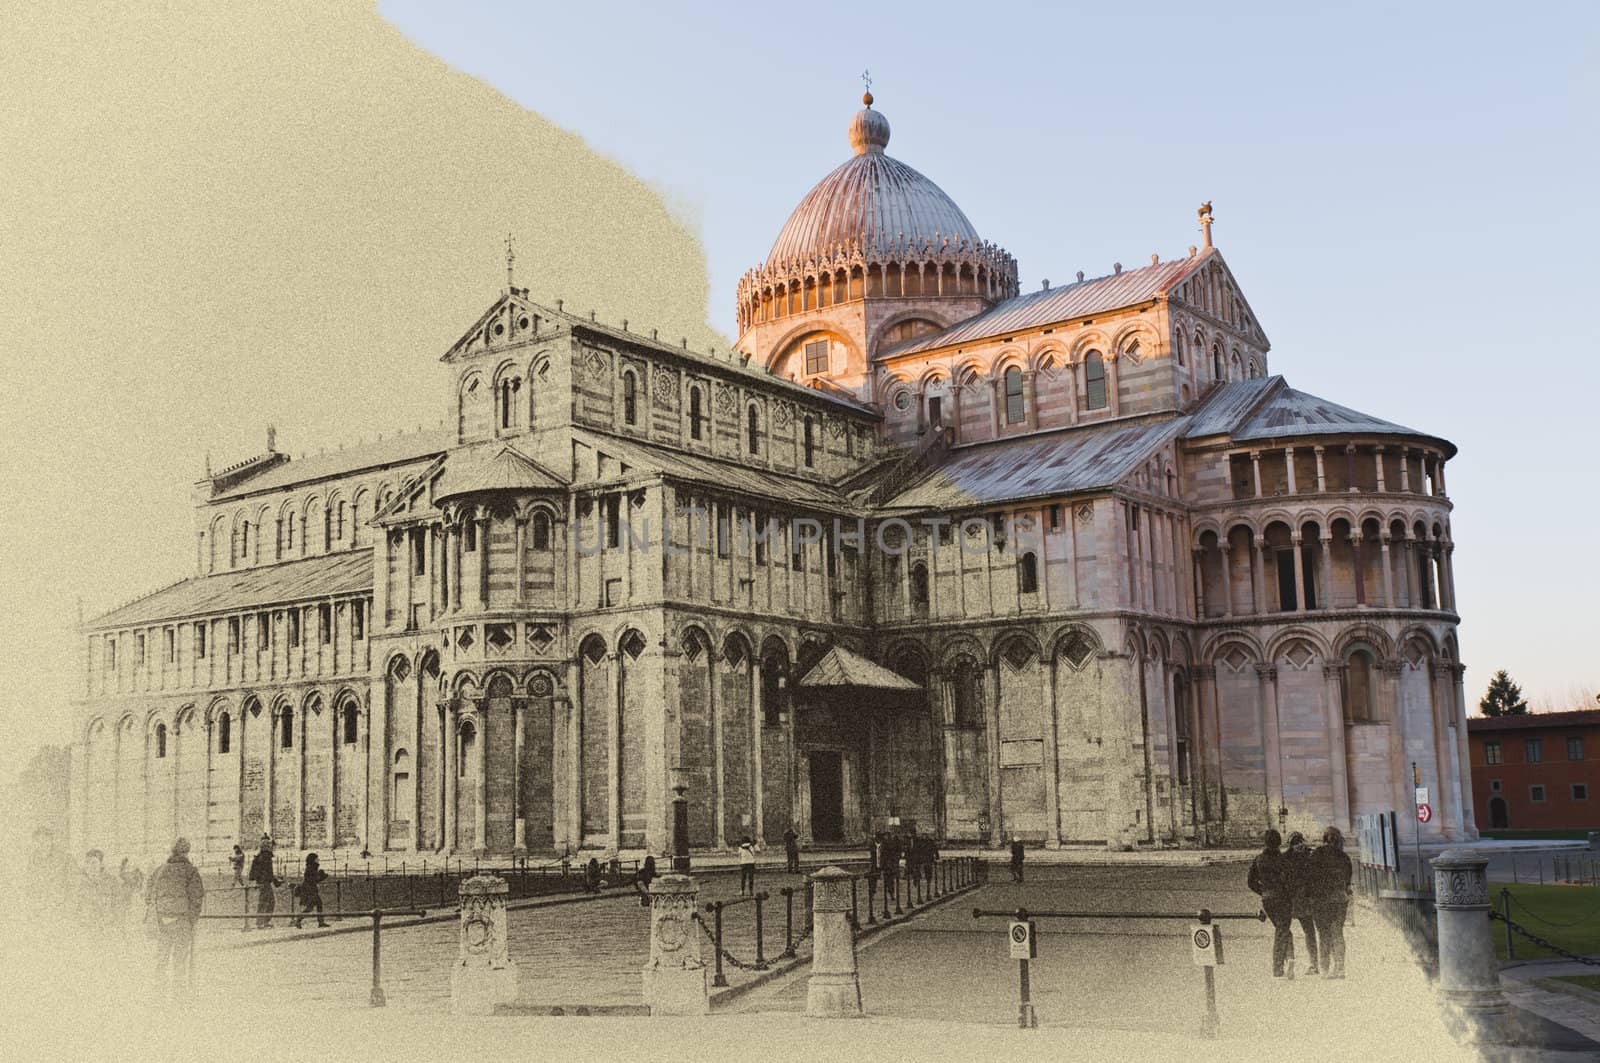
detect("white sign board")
[1191,924,1223,967]
[1415,787,1429,808]
[1008,920,1036,960]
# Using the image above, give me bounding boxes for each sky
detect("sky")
[0,1,1596,777]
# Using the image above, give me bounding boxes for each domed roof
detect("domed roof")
[766,94,982,266]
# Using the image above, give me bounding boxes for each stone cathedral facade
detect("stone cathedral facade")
[67,95,1473,863]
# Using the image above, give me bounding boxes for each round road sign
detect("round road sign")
[1192,928,1212,950]
[1011,925,1028,945]
[1417,803,1433,824]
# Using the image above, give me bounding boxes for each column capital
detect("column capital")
[1254,663,1277,682]
[1322,663,1346,680]
[1189,664,1217,680]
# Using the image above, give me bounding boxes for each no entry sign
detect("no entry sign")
[1417,803,1433,824]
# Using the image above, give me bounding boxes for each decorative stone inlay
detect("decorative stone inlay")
[584,347,609,381]
[1432,850,1491,908]
[1075,504,1094,525]
[653,367,678,407]
[827,418,845,440]
[714,383,737,417]
[527,625,554,655]
[528,672,553,697]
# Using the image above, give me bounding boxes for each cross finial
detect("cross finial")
[505,232,516,289]
[862,69,872,93]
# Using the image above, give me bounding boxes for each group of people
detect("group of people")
[869,830,940,890]
[241,834,330,929]
[1248,826,1354,979]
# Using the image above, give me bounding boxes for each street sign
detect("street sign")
[1415,787,1429,808]
[1009,919,1037,960]
[1191,924,1224,966]
[1417,803,1433,824]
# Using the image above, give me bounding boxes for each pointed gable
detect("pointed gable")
[441,291,552,364]
[435,445,569,502]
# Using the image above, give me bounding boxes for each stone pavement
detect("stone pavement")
[1501,960,1600,1044]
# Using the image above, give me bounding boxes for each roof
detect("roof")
[436,445,568,501]
[797,645,920,691]
[570,428,851,509]
[1232,386,1452,453]
[883,417,1184,511]
[212,429,452,500]
[1182,377,1281,437]
[1469,710,1600,733]
[89,551,373,629]
[879,253,1208,360]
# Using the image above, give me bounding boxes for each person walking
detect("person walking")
[634,855,658,907]
[291,853,329,929]
[1009,836,1026,884]
[145,837,204,997]
[738,837,757,896]
[230,845,245,887]
[1247,829,1294,977]
[783,826,800,874]
[1310,826,1353,979]
[247,835,281,930]
[584,856,602,894]
[1284,831,1319,975]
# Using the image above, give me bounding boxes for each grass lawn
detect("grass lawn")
[1493,883,1600,961]
[1481,829,1594,841]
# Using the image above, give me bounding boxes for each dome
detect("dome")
[766,94,982,266]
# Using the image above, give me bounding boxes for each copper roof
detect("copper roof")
[89,551,373,629]
[878,254,1208,361]
[1469,710,1600,733]
[797,645,919,691]
[212,429,451,500]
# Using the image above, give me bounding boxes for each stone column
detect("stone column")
[988,378,1001,438]
[451,875,518,1014]
[513,517,527,603]
[1314,446,1326,492]
[1250,451,1262,497]
[1442,545,1458,612]
[476,518,490,608]
[475,700,489,855]
[1022,370,1038,430]
[1350,528,1366,606]
[294,705,306,851]
[327,706,338,849]
[642,873,709,1015]
[1257,665,1282,830]
[1042,651,1061,848]
[950,382,965,441]
[1284,446,1297,494]
[1251,536,1267,614]
[1402,540,1418,608]
[1323,664,1351,831]
[1220,535,1233,618]
[709,649,724,850]
[752,657,766,848]
[985,664,1002,847]
[1289,534,1306,612]
[448,525,462,611]
[444,703,459,852]
[1193,548,1207,617]
[1399,449,1411,493]
[1106,355,1121,416]
[1431,851,1509,1043]
[512,698,527,854]
[805,866,864,1017]
[1379,536,1395,608]
[1345,445,1359,493]
[1374,446,1387,492]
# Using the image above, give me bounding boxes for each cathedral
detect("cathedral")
[66,93,1473,863]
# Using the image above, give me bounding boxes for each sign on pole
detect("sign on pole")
[1191,924,1224,967]
[1415,787,1429,808]
[1417,803,1433,824]
[1008,919,1037,960]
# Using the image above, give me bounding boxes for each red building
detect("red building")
[1468,710,1600,831]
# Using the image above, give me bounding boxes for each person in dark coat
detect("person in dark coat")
[1284,831,1319,975]
[584,856,602,894]
[1310,826,1354,979]
[145,837,204,996]
[1009,836,1026,884]
[291,853,329,929]
[634,855,658,907]
[1247,829,1293,977]
[783,826,800,874]
[247,835,282,929]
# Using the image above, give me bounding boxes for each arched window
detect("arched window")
[1018,551,1039,594]
[1084,352,1107,410]
[241,521,251,562]
[1343,650,1376,722]
[392,749,411,812]
[803,417,816,468]
[747,404,760,454]
[280,708,294,750]
[1212,343,1224,382]
[459,721,476,776]
[217,712,231,754]
[1004,366,1025,424]
[910,561,929,607]
[285,511,296,554]
[951,660,982,728]
[342,704,359,745]
[155,723,167,759]
[622,371,638,426]
[689,387,704,440]
[335,501,347,543]
[531,511,551,550]
[1175,332,1186,367]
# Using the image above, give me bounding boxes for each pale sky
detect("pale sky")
[2,1,1596,776]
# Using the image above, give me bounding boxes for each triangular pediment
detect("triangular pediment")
[440,291,556,363]
[1167,249,1271,350]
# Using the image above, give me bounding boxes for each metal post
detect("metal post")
[1501,889,1514,961]
[867,873,877,925]
[851,876,859,928]
[1200,908,1219,1038]
[894,871,904,915]
[370,912,387,1007]
[711,902,728,987]
[755,893,766,969]
[1017,907,1037,1029]
[672,773,691,873]
[881,871,890,921]
[1512,855,1518,884]
[784,887,794,955]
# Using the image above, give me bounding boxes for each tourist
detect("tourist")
[1009,835,1026,884]
[1310,826,1353,979]
[1247,829,1293,977]
[77,849,119,930]
[738,837,757,896]
[635,855,657,907]
[248,834,281,929]
[230,844,245,886]
[145,837,204,996]
[783,825,800,873]
[291,852,329,929]
[1284,831,1319,975]
[584,856,602,894]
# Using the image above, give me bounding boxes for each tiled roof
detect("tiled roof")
[1469,710,1600,733]
[883,417,1184,511]
[570,429,850,508]
[1182,377,1282,437]
[797,645,920,691]
[1233,386,1450,452]
[436,445,568,501]
[212,429,452,500]
[89,551,373,629]
[878,253,1208,360]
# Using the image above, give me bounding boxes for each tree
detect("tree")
[1480,671,1529,717]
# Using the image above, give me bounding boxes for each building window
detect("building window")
[1574,783,1590,801]
[280,709,294,750]
[1343,650,1375,722]
[803,417,816,468]
[754,512,768,564]
[747,404,760,454]
[319,603,332,644]
[1084,351,1107,410]
[343,705,359,745]
[154,723,167,759]
[193,624,206,659]
[412,529,427,576]
[257,613,269,648]
[1526,738,1543,764]
[1018,552,1039,594]
[164,628,175,664]
[951,661,982,728]
[603,495,620,550]
[716,507,730,559]
[459,722,476,775]
[1049,505,1062,532]
[1489,779,1501,792]
[288,610,301,648]
[910,561,929,608]
[136,633,146,666]
[791,526,806,573]
[804,339,829,375]
[465,521,477,552]
[622,371,638,426]
[106,638,116,671]
[1568,737,1585,761]
[1004,366,1025,424]
[352,601,365,641]
[227,618,240,655]
[1212,343,1224,381]
[1530,784,1546,803]
[532,511,551,550]
[1484,740,1502,766]
[217,712,231,754]
[689,387,704,440]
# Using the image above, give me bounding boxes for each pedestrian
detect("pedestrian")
[584,856,602,894]
[1310,826,1353,979]
[1009,835,1026,884]
[77,849,119,930]
[783,825,800,874]
[291,853,329,929]
[230,844,245,886]
[1247,829,1293,977]
[248,834,282,930]
[634,855,658,907]
[869,832,886,876]
[1284,831,1319,975]
[738,837,757,896]
[145,837,204,997]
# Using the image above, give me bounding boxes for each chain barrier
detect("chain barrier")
[691,912,767,972]
[1506,891,1598,930]
[1491,911,1600,967]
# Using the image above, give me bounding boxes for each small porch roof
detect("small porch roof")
[796,645,920,691]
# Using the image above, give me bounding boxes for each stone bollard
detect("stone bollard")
[1432,849,1510,1044]
[806,866,863,1017]
[451,874,519,1015]
[642,873,709,1015]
